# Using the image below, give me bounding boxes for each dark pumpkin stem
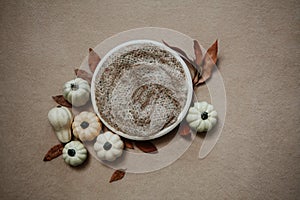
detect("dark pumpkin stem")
[70,83,78,91]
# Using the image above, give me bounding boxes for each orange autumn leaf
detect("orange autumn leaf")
[197,40,218,84]
[162,40,192,63]
[52,95,72,108]
[121,138,134,149]
[135,141,158,153]
[102,124,110,132]
[193,40,203,66]
[110,170,126,183]
[74,69,92,84]
[192,40,203,84]
[179,122,192,136]
[43,144,64,161]
[88,48,101,73]
[163,40,199,86]
[163,39,218,87]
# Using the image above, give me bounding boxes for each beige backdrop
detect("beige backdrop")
[0,0,299,199]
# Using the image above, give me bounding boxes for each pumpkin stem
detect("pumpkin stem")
[103,142,112,151]
[70,83,79,91]
[80,121,89,129]
[201,112,208,120]
[67,149,76,157]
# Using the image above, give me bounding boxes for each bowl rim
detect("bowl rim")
[91,39,193,140]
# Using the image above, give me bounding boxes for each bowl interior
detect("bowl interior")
[91,40,193,140]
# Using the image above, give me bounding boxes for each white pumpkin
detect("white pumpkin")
[72,111,102,141]
[48,106,73,143]
[94,131,124,162]
[186,101,217,132]
[63,141,87,166]
[63,78,90,107]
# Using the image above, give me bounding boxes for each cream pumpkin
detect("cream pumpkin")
[63,78,90,107]
[186,101,217,132]
[72,111,102,141]
[94,131,124,162]
[63,141,87,167]
[47,105,73,143]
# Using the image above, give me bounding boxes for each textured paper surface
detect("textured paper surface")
[0,0,299,199]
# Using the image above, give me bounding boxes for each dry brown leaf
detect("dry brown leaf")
[122,138,134,149]
[193,40,203,66]
[162,40,201,87]
[162,40,192,63]
[88,48,101,73]
[206,39,218,64]
[110,169,126,183]
[125,141,134,149]
[182,59,197,85]
[74,69,92,84]
[135,141,158,153]
[193,74,199,86]
[197,40,218,84]
[43,143,64,161]
[179,121,192,136]
[52,95,72,108]
[163,39,219,86]
[192,40,203,85]
[102,124,110,132]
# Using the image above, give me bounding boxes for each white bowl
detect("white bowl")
[91,40,193,140]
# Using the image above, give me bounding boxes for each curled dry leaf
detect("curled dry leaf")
[192,40,203,85]
[135,141,158,153]
[121,138,134,149]
[88,48,101,73]
[102,124,110,132]
[197,40,218,85]
[162,39,218,87]
[183,59,197,85]
[74,69,92,84]
[179,121,192,136]
[110,169,126,183]
[193,40,203,66]
[163,40,199,85]
[52,95,72,108]
[162,40,192,63]
[43,143,64,161]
